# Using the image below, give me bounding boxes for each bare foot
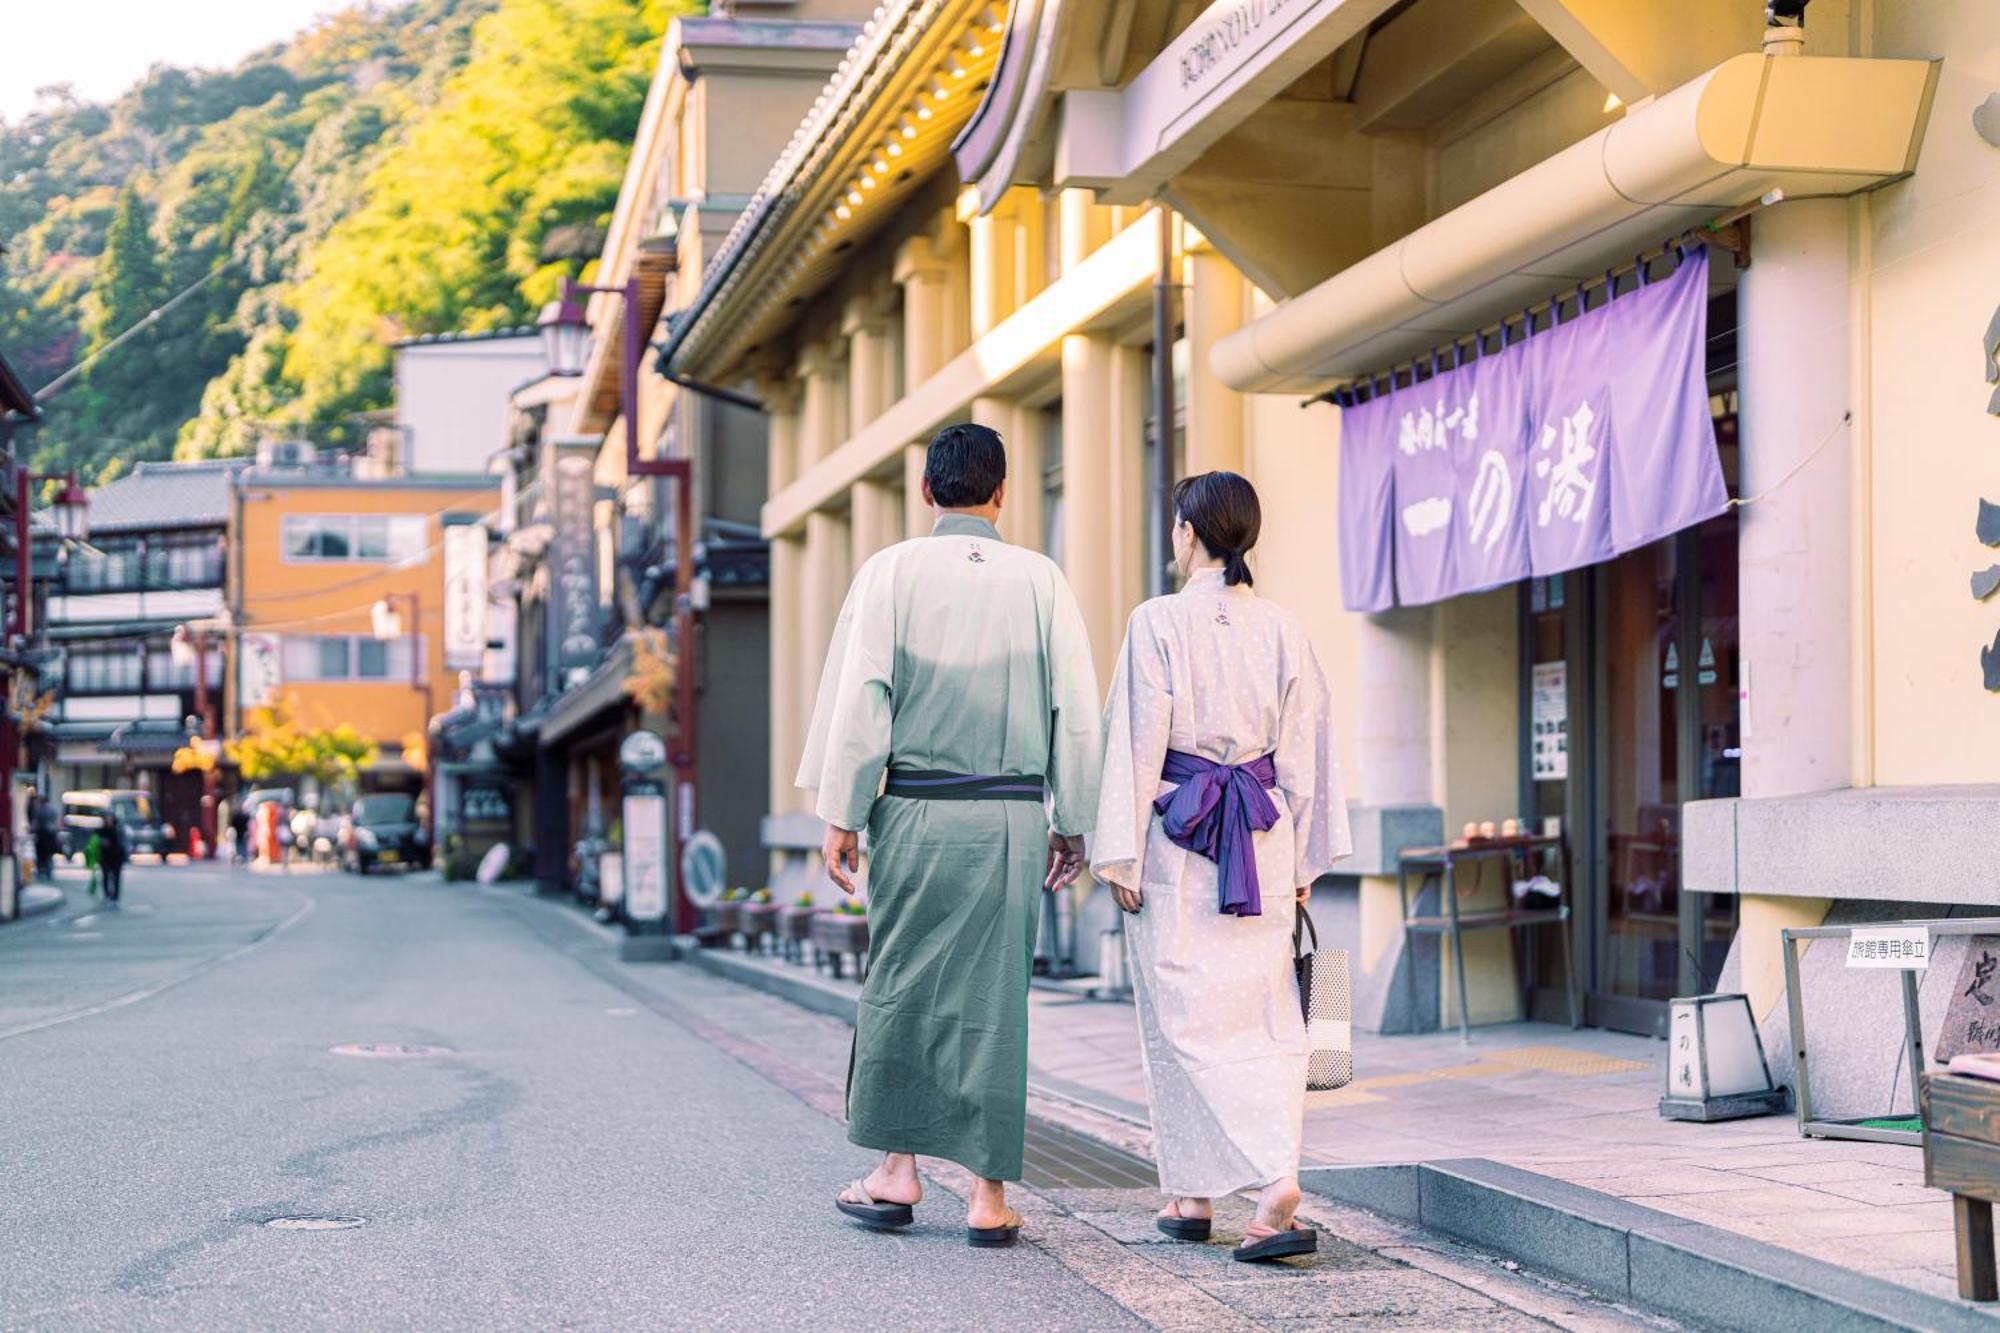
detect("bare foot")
[1158,1196,1212,1222]
[840,1152,921,1208]
[966,1176,1016,1230]
[1251,1177,1302,1233]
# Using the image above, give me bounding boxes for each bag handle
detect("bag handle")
[1293,909,1319,961]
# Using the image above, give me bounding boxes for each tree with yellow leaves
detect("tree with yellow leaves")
[226,692,379,796]
[623,626,675,716]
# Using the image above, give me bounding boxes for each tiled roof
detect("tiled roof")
[84,459,246,534]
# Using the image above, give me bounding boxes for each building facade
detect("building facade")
[671,0,1998,1117]
[520,1,870,905]
[42,460,237,845]
[229,453,498,810]
[393,328,548,475]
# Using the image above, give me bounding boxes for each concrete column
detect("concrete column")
[1737,198,1854,800]
[1011,188,1047,308]
[769,535,805,827]
[941,219,973,360]
[903,443,930,540]
[1057,189,1110,277]
[763,381,802,496]
[849,478,903,568]
[972,397,1041,550]
[798,342,843,468]
[894,235,950,388]
[842,290,895,436]
[967,191,1020,339]
[1061,334,1147,688]
[800,510,853,769]
[1183,250,1246,476]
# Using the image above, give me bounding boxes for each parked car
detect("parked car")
[341,793,427,874]
[60,790,174,859]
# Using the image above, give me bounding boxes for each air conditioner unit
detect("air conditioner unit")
[257,439,318,469]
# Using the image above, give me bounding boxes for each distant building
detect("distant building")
[43,460,239,845]
[392,329,548,475]
[229,458,498,810]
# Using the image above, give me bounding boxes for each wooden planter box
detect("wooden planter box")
[812,913,870,980]
[779,906,820,941]
[713,901,743,934]
[740,901,781,951]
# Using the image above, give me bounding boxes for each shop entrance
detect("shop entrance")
[1526,413,1741,1038]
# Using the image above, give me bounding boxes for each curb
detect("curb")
[16,884,65,920]
[1302,1159,1994,1332]
[682,946,862,1025]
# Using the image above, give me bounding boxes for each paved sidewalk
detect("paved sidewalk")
[703,941,1981,1311]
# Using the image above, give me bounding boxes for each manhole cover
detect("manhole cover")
[264,1214,366,1231]
[330,1043,452,1059]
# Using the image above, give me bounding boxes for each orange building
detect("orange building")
[228,455,498,798]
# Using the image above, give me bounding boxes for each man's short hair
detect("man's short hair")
[924,423,1007,508]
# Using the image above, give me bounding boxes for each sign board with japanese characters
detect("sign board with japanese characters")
[622,790,668,923]
[1844,926,1930,970]
[442,522,488,670]
[1336,248,1729,610]
[1938,936,2000,1062]
[1531,661,1568,781]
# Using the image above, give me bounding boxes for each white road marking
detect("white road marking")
[0,897,315,1043]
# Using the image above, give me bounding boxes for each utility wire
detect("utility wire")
[33,256,240,403]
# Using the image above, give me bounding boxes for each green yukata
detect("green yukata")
[798,513,1101,1181]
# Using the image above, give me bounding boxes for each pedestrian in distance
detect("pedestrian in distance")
[29,793,58,883]
[228,800,251,867]
[804,422,1102,1248]
[1091,471,1352,1264]
[84,828,102,898]
[99,812,129,906]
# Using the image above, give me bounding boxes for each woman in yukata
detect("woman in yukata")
[1090,470,1351,1264]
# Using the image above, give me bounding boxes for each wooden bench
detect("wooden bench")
[1921,1071,2000,1301]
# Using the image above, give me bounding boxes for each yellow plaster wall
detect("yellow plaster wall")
[1740,893,1833,1023]
[233,480,494,751]
[1861,0,2000,787]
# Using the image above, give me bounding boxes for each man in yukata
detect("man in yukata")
[800,422,1101,1248]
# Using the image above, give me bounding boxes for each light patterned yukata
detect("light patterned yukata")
[1091,568,1351,1197]
[799,513,1101,1181]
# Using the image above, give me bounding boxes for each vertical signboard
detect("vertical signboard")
[550,453,599,674]
[623,790,668,923]
[239,633,281,709]
[442,523,488,670]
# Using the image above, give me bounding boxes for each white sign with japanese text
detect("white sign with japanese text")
[1846,927,1930,970]
[442,523,488,669]
[623,790,668,923]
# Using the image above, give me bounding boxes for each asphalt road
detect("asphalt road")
[0,864,1148,1331]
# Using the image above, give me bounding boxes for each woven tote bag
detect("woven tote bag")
[1293,912,1354,1091]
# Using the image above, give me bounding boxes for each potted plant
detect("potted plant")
[813,898,870,980]
[715,885,748,937]
[741,887,780,953]
[779,891,820,963]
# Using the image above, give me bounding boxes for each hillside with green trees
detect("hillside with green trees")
[0,0,683,481]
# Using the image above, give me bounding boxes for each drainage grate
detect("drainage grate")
[330,1043,451,1059]
[1021,1116,1157,1191]
[264,1214,366,1231]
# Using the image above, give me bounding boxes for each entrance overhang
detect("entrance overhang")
[1212,53,1940,395]
[1053,0,1400,204]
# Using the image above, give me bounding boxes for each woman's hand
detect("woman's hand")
[1112,883,1144,914]
[1295,884,1311,906]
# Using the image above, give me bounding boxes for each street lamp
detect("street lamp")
[536,291,591,378]
[171,622,221,858]
[50,476,88,543]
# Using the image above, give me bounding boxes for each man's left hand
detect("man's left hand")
[1045,832,1087,891]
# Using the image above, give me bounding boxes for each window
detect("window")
[281,634,420,682]
[283,515,426,563]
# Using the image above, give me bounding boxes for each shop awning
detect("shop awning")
[1213,53,1938,394]
[105,721,193,756]
[540,636,635,748]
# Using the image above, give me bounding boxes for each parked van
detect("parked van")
[60,789,173,859]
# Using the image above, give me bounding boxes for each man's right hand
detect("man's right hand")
[823,825,861,895]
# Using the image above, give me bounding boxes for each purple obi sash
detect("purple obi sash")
[1153,749,1280,917]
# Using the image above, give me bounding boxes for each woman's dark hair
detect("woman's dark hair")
[1173,470,1260,586]
[924,423,1008,508]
